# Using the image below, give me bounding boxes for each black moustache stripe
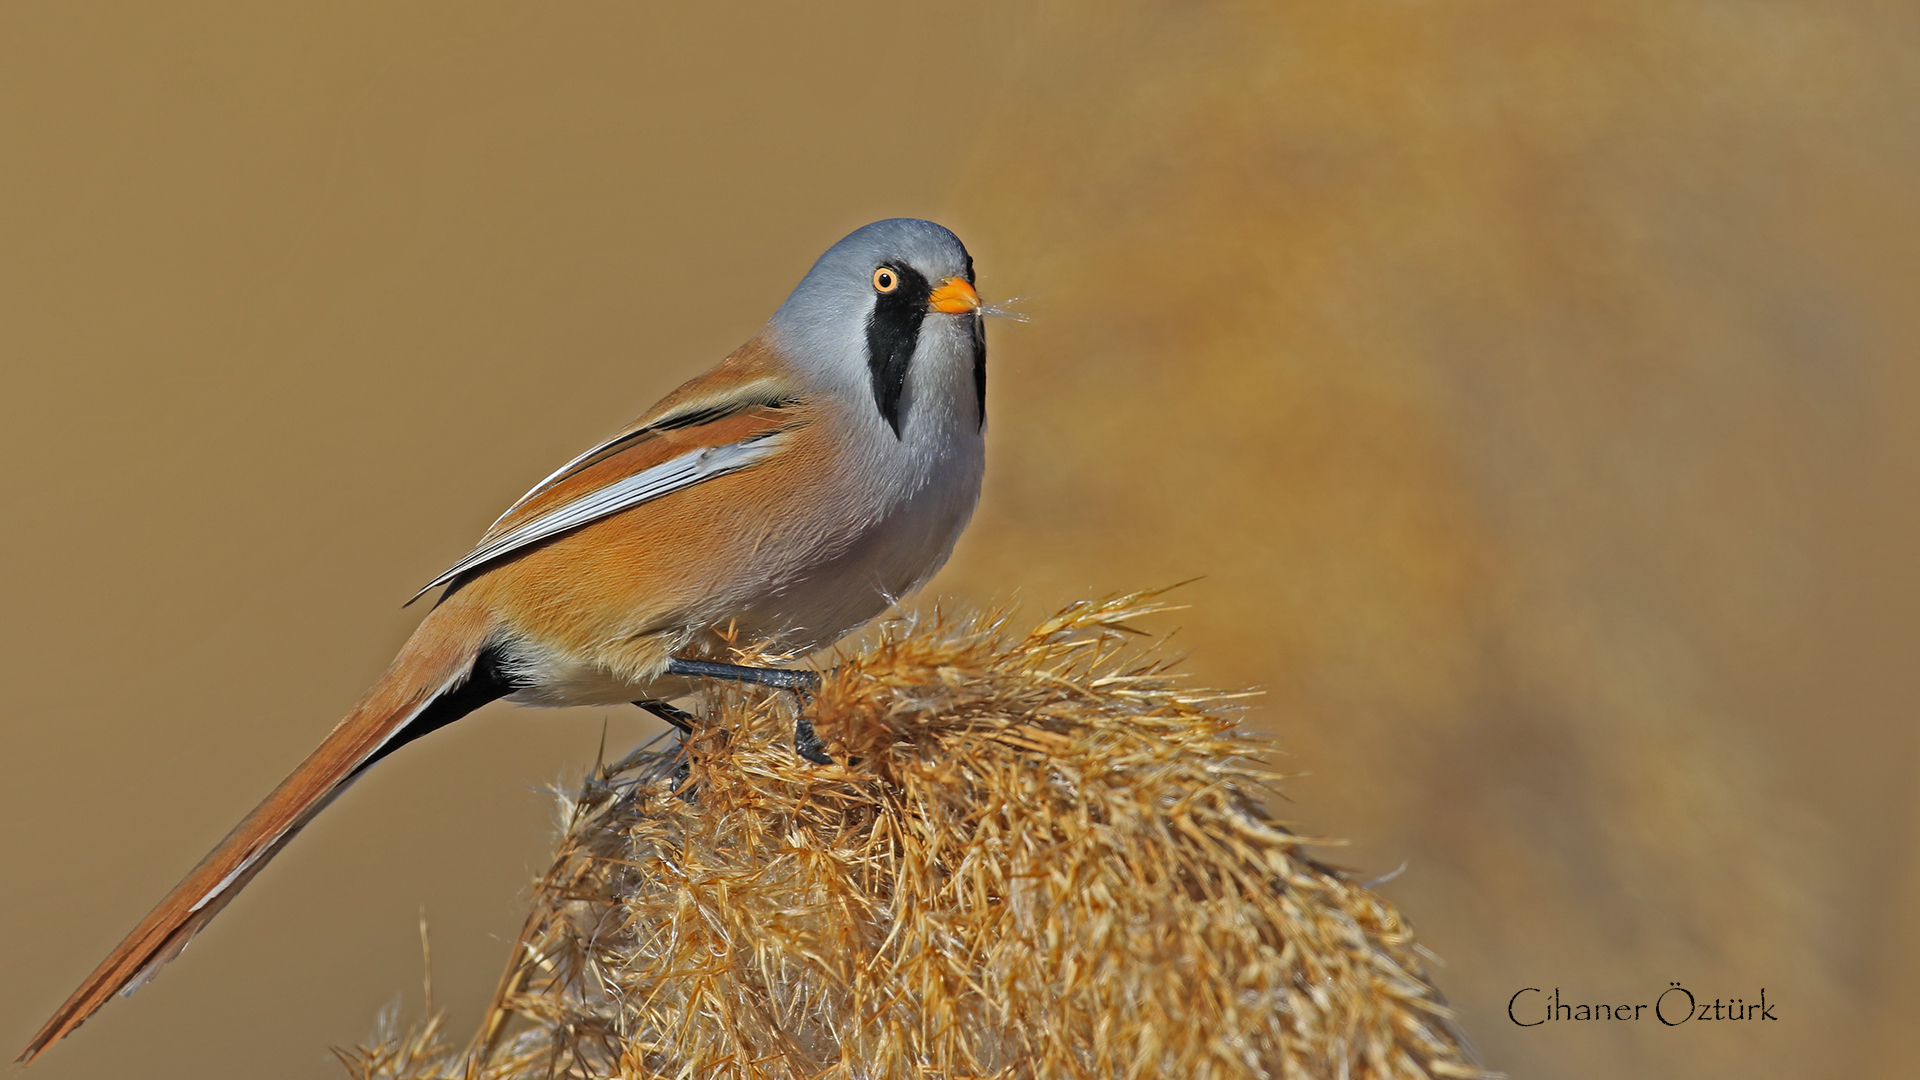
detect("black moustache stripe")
[865,263,931,437]
[970,312,986,432]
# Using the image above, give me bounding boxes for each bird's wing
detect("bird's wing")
[410,363,806,603]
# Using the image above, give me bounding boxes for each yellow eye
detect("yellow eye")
[872,267,899,293]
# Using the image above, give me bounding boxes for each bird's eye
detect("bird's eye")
[872,267,899,293]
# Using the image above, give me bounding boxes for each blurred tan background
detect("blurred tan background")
[4,3,1915,1077]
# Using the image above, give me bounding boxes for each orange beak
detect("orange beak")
[927,277,981,314]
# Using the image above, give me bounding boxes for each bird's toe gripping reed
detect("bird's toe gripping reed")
[341,594,1489,1080]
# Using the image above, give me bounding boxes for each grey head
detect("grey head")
[768,218,984,439]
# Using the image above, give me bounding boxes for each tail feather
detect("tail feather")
[16,599,497,1065]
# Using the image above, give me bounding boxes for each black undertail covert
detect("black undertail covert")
[352,647,521,777]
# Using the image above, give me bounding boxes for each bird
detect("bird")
[19,217,988,1063]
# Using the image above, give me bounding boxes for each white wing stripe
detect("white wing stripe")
[480,377,796,534]
[411,432,787,600]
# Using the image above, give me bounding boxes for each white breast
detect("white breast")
[739,311,987,649]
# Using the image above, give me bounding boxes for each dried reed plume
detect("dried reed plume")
[339,593,1487,1080]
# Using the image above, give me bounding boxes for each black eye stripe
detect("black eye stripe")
[865,262,930,437]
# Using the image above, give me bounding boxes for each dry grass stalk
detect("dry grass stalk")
[338,594,1487,1080]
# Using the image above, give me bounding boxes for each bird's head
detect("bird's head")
[770,218,984,439]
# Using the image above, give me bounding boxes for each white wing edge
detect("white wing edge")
[407,431,788,604]
[480,377,796,536]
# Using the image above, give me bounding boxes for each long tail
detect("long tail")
[17,597,500,1065]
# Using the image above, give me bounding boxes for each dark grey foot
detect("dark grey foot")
[633,698,697,734]
[664,657,831,766]
[664,657,821,692]
[668,755,698,803]
[633,700,701,802]
[794,716,834,765]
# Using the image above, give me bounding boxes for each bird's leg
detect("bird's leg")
[663,657,833,764]
[792,715,833,766]
[631,699,702,801]
[632,698,697,734]
[663,657,822,692]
